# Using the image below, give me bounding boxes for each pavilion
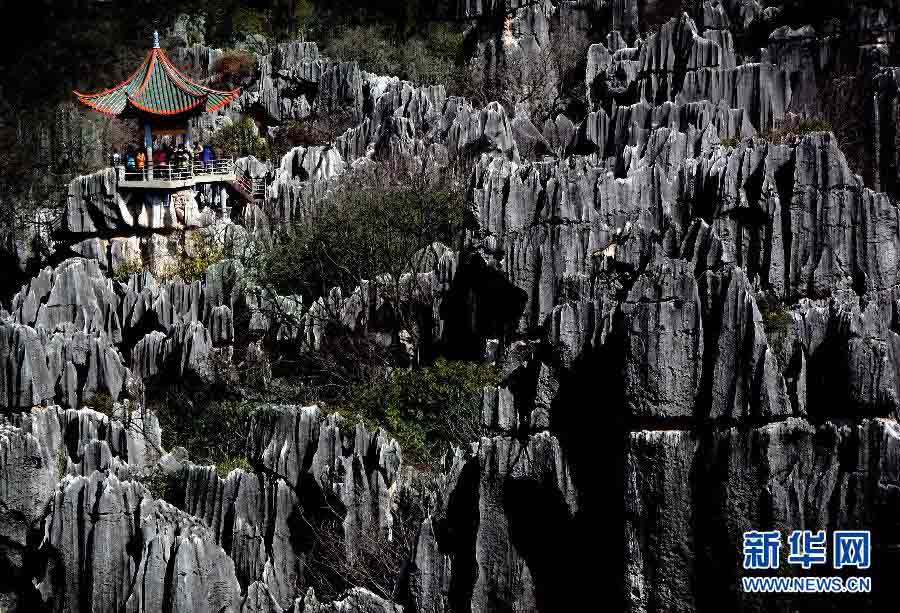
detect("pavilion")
[74,32,242,188]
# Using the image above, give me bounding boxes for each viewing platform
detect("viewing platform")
[119,158,236,188]
[117,158,266,200]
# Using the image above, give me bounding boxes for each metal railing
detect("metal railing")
[252,178,266,199]
[118,157,271,202]
[121,158,236,182]
[234,169,268,201]
[236,170,253,195]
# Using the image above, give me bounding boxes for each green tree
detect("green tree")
[341,358,498,466]
[247,157,470,400]
[254,157,466,339]
[212,117,271,158]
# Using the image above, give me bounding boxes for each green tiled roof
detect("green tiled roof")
[74,47,239,117]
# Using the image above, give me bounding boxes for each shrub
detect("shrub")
[210,49,258,91]
[150,394,254,471]
[249,158,470,378]
[212,116,271,159]
[758,296,794,363]
[86,391,116,416]
[141,467,181,503]
[396,37,458,87]
[215,454,251,477]
[324,24,464,86]
[325,25,396,75]
[113,256,144,283]
[272,103,355,153]
[339,358,499,467]
[160,232,224,283]
[757,117,833,145]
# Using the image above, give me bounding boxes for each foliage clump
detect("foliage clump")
[86,391,117,416]
[758,295,794,363]
[151,394,254,474]
[271,103,355,154]
[214,454,252,477]
[757,117,833,144]
[160,232,224,283]
[113,257,145,283]
[249,159,469,374]
[257,163,465,296]
[324,24,464,86]
[338,358,498,466]
[141,467,182,503]
[212,117,271,159]
[210,49,258,90]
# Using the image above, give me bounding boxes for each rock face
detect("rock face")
[39,473,242,613]
[56,168,232,274]
[625,418,900,611]
[0,403,403,612]
[168,405,401,610]
[3,1,900,612]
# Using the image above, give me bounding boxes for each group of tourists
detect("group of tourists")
[115,141,217,177]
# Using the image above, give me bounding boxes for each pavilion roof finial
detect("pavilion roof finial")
[153,30,160,49]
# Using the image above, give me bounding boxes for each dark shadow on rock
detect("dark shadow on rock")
[437,457,480,613]
[503,477,580,610]
[439,253,527,360]
[548,316,627,609]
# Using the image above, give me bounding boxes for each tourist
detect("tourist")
[201,143,214,170]
[112,150,120,167]
[175,145,187,171]
[125,149,135,173]
[153,147,167,168]
[193,142,202,171]
[136,150,146,175]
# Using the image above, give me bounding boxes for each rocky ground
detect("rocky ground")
[1,0,900,611]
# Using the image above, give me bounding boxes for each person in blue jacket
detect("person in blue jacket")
[201,144,214,171]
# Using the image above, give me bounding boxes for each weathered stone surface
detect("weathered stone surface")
[301,587,402,613]
[699,266,791,419]
[0,322,53,408]
[622,255,704,418]
[0,407,61,573]
[410,432,577,611]
[128,497,242,613]
[625,417,900,612]
[247,406,401,553]
[2,4,900,612]
[155,405,404,609]
[37,471,241,613]
[60,169,212,239]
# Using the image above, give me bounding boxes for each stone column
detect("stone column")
[144,122,153,179]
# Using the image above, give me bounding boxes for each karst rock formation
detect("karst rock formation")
[2,0,900,611]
